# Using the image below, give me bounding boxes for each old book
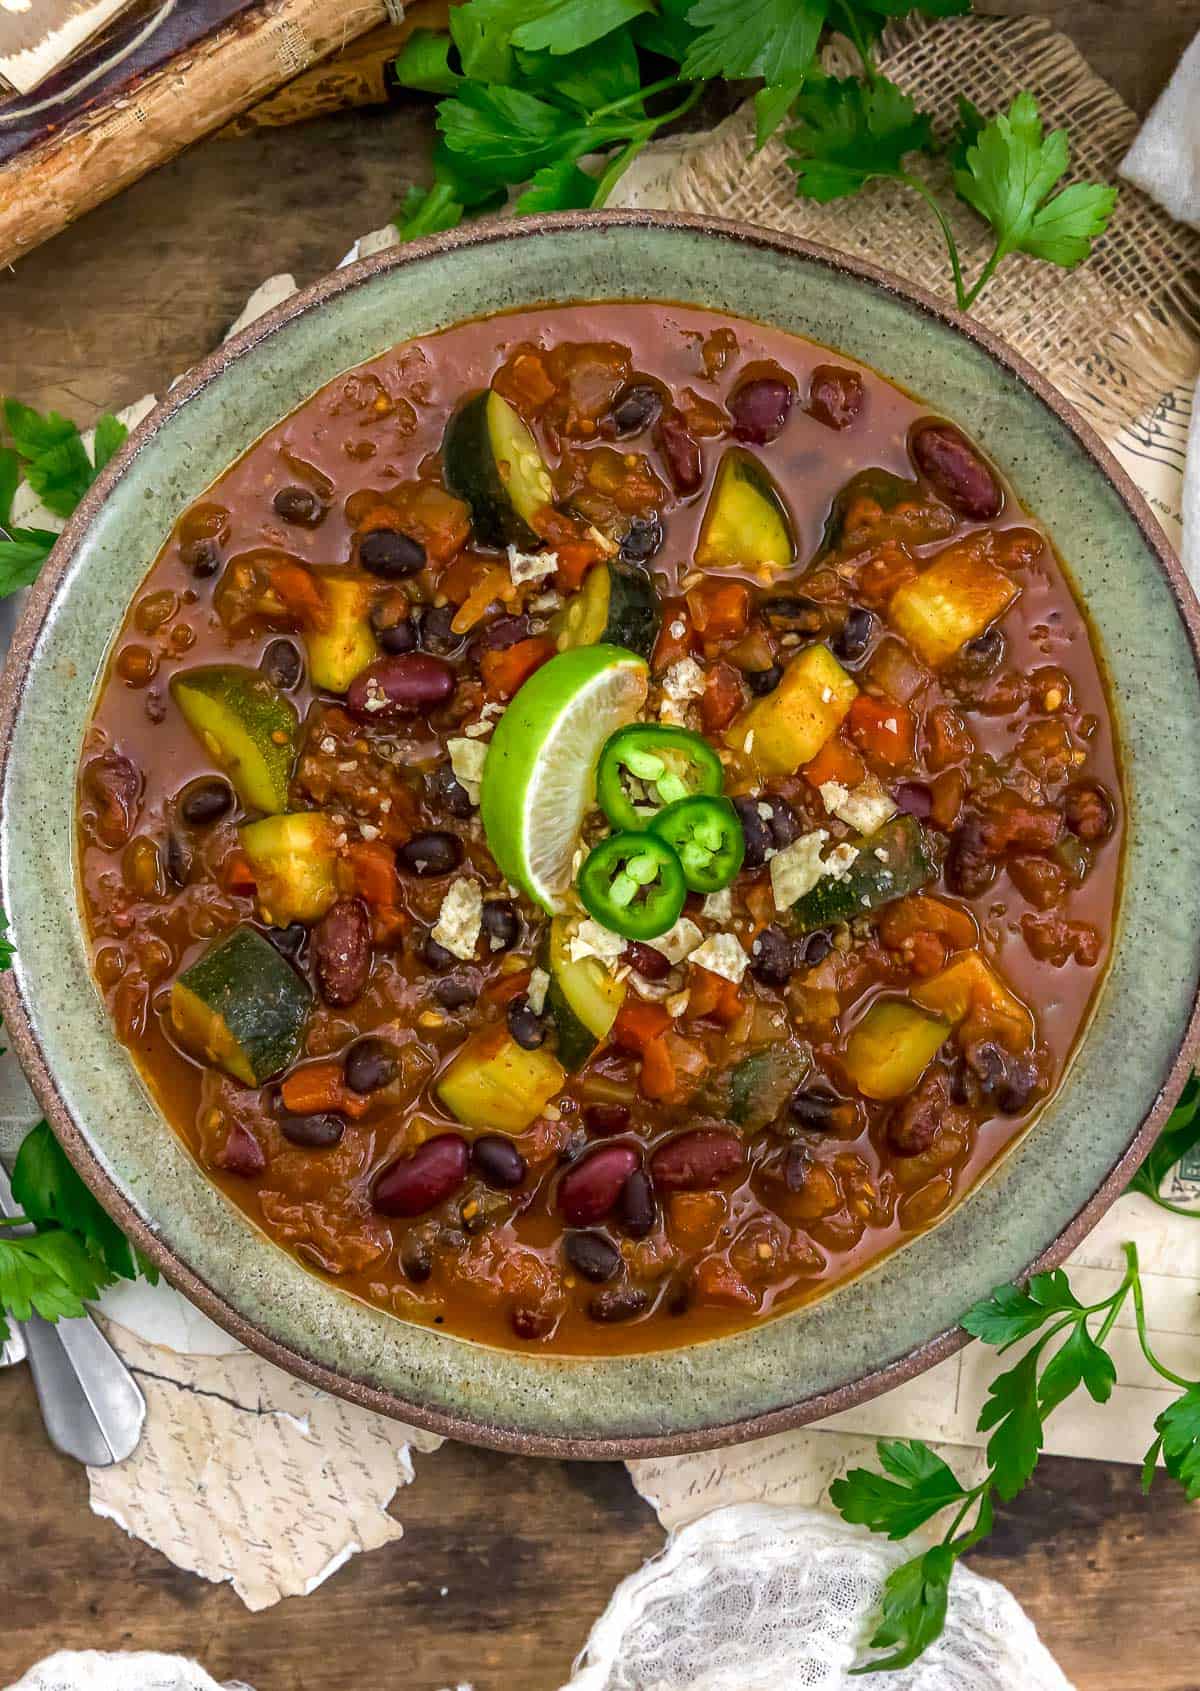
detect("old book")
[0,0,395,267]
[0,0,133,95]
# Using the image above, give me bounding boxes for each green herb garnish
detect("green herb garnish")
[0,400,127,598]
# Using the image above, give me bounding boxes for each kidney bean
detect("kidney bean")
[262,637,304,691]
[619,516,664,563]
[507,997,546,1050]
[346,653,455,720]
[623,941,670,981]
[729,376,793,444]
[400,1234,434,1282]
[215,1122,265,1177]
[397,831,464,878]
[281,1112,345,1148]
[471,1134,528,1189]
[273,485,324,527]
[511,1305,556,1340]
[895,781,934,820]
[832,605,875,664]
[588,1286,649,1324]
[312,897,372,1006]
[481,899,520,952]
[962,1040,1040,1115]
[585,1102,631,1136]
[558,1144,640,1226]
[617,1168,656,1239]
[612,382,663,436]
[1064,780,1114,843]
[565,1231,622,1283]
[910,421,1003,520]
[806,365,864,431]
[165,830,193,888]
[180,776,234,824]
[82,750,141,848]
[482,614,531,650]
[650,1128,744,1193]
[750,925,796,988]
[888,1081,943,1156]
[181,538,222,578]
[344,1036,398,1094]
[763,796,801,850]
[655,409,702,494]
[374,1134,469,1216]
[359,528,426,578]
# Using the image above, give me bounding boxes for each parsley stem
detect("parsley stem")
[589,75,687,122]
[960,241,1006,311]
[899,173,967,310]
[944,1484,986,1546]
[593,137,648,208]
[0,1214,30,1228]
[1125,1241,1195,1390]
[833,0,879,86]
[1141,1193,1200,1220]
[633,81,705,137]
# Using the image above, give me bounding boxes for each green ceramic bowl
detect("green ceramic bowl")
[2,213,1198,1458]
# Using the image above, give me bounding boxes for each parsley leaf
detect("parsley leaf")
[12,1120,139,1282]
[0,531,56,594]
[856,1545,955,1675]
[438,83,587,187]
[492,0,654,55]
[831,1439,969,1539]
[516,33,644,113]
[0,447,17,527]
[1130,1072,1200,1214]
[396,182,465,240]
[961,1268,1082,1349]
[857,0,970,15]
[449,5,514,83]
[0,1229,111,1344]
[976,1345,1044,1500]
[954,90,1116,270]
[0,911,13,972]
[683,0,828,83]
[1037,1320,1116,1417]
[91,414,127,477]
[2,399,94,518]
[1153,1385,1200,1501]
[515,160,601,213]
[949,94,986,173]
[786,75,933,200]
[754,80,804,149]
[393,28,462,95]
[632,0,697,61]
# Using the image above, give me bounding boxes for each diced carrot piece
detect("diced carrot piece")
[700,662,745,734]
[639,1034,677,1101]
[494,351,556,412]
[613,999,670,1052]
[668,1191,727,1249]
[554,538,605,592]
[371,907,408,947]
[691,1255,759,1310]
[688,965,742,1024]
[687,579,750,644]
[280,1061,371,1121]
[878,893,978,953]
[223,851,256,893]
[803,735,866,790]
[847,694,915,769]
[652,602,695,673]
[452,564,512,633]
[344,839,400,908]
[480,636,555,699]
[269,560,331,632]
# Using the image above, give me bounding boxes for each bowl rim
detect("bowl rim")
[2,207,1198,1460]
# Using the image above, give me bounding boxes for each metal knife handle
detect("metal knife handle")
[0,1163,145,1465]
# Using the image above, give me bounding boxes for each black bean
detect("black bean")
[765,797,801,850]
[511,1305,555,1340]
[832,606,875,664]
[179,777,235,825]
[617,1168,656,1239]
[272,485,324,527]
[181,538,221,578]
[359,528,426,579]
[732,795,773,870]
[963,1040,1039,1115]
[422,932,456,971]
[418,604,463,655]
[434,976,475,1010]
[761,595,824,635]
[507,997,546,1050]
[344,1037,398,1095]
[745,662,783,696]
[427,764,475,821]
[267,923,308,962]
[397,831,464,877]
[795,929,833,969]
[481,899,520,953]
[378,617,417,655]
[789,1085,842,1131]
[482,615,531,651]
[611,383,663,436]
[471,1134,528,1189]
[565,1230,622,1283]
[165,830,193,888]
[750,924,796,988]
[619,516,664,563]
[262,637,304,691]
[281,1112,345,1148]
[728,377,793,445]
[588,1286,649,1324]
[400,1235,434,1283]
[954,627,1006,680]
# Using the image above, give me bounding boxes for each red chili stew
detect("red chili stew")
[77,302,1122,1354]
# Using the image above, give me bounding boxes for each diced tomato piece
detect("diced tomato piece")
[687,580,750,644]
[688,965,742,1025]
[847,694,915,769]
[691,1255,759,1310]
[223,851,256,893]
[803,735,866,790]
[652,602,695,673]
[484,969,533,1008]
[493,350,556,413]
[481,636,555,699]
[281,1060,371,1121]
[344,839,401,908]
[857,540,919,605]
[926,704,973,770]
[268,560,331,632]
[700,662,744,734]
[613,1000,671,1052]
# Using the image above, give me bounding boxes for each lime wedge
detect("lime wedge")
[481,645,649,913]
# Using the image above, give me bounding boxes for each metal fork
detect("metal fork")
[0,1162,146,1464]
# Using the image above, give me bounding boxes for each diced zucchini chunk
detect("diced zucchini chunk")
[437,1029,566,1132]
[171,665,299,814]
[695,448,796,574]
[239,812,340,926]
[709,1043,811,1131]
[544,915,626,1071]
[844,998,950,1100]
[790,815,935,934]
[443,388,555,550]
[889,542,1018,667]
[727,643,857,775]
[912,949,1033,1050]
[170,924,312,1086]
[305,575,378,692]
[552,560,662,662]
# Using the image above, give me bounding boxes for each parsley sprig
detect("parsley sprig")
[0,400,127,598]
[1,1120,157,1348]
[391,1,1116,315]
[1130,1071,1200,1218]
[832,1120,1200,1677]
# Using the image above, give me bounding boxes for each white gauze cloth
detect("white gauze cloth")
[564,1505,1072,1691]
[1121,30,1200,578]
[4,1654,250,1691]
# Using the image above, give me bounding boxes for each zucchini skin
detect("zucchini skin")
[170,925,312,1085]
[443,389,552,549]
[171,665,299,815]
[554,561,662,663]
[789,815,936,933]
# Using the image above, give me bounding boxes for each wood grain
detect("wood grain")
[3,5,1200,1686]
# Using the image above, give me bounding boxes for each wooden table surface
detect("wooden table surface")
[2,5,1199,1687]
